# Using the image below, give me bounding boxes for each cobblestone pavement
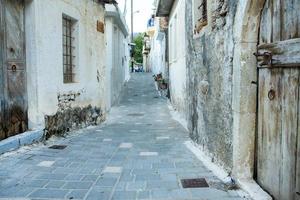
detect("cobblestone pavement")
[0,73,246,200]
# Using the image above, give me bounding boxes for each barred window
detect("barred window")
[63,16,76,83]
[193,0,208,34]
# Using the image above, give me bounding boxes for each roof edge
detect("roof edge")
[156,0,175,17]
[105,5,129,37]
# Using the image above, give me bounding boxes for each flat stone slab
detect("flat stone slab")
[119,143,133,148]
[102,166,123,173]
[139,152,159,156]
[156,136,170,140]
[37,161,55,167]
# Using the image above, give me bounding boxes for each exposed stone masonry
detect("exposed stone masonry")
[44,92,105,138]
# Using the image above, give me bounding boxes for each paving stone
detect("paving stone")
[85,189,111,200]
[156,136,170,140]
[151,189,171,199]
[63,181,93,189]
[29,189,69,198]
[21,179,49,188]
[119,143,133,148]
[37,161,55,167]
[45,180,65,189]
[147,181,179,190]
[36,173,68,180]
[102,166,122,173]
[82,175,99,181]
[96,177,118,187]
[64,174,84,181]
[111,191,137,200]
[66,189,88,199]
[189,188,232,199]
[137,190,151,199]
[170,189,192,199]
[126,181,146,191]
[140,152,158,156]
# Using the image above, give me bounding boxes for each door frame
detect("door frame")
[233,1,299,198]
[232,0,266,180]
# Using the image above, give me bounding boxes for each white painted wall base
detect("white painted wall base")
[185,141,272,200]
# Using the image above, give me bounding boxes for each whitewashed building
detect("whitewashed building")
[162,0,187,119]
[148,17,168,77]
[105,4,130,110]
[0,0,128,141]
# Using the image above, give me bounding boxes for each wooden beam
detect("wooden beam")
[257,38,300,68]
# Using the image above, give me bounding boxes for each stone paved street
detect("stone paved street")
[0,74,245,200]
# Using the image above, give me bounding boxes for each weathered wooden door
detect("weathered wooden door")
[256,0,300,199]
[0,0,27,140]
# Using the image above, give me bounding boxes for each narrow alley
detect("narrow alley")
[1,0,299,199]
[0,74,244,200]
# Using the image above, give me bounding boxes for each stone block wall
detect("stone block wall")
[44,91,105,138]
[185,0,237,171]
[44,105,104,139]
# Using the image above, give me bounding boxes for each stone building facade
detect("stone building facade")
[157,0,300,199]
[0,0,129,140]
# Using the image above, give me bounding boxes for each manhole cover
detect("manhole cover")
[49,145,67,150]
[181,178,209,188]
[127,113,144,117]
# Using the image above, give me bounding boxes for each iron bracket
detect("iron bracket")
[254,52,273,67]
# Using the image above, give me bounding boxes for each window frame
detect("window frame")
[62,15,77,84]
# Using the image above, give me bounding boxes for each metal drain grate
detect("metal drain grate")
[181,178,209,188]
[127,113,144,117]
[49,145,67,150]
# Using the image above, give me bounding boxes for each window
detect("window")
[193,0,208,34]
[63,15,76,83]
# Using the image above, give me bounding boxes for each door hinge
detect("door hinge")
[254,52,272,67]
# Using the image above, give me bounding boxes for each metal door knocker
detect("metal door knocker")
[268,89,276,100]
[11,64,17,72]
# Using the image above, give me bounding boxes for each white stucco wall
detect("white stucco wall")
[25,0,107,129]
[168,0,187,118]
[105,4,129,110]
[149,33,166,76]
[148,18,166,77]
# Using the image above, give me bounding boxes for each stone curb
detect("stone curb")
[0,130,44,155]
